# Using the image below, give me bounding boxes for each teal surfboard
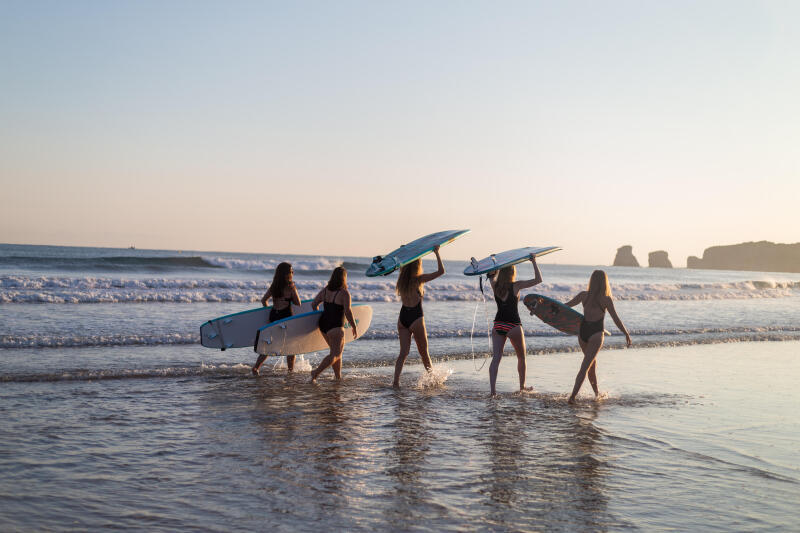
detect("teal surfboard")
[463,246,561,276]
[366,229,470,277]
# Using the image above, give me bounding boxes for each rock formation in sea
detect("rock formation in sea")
[687,241,800,273]
[648,251,672,268]
[613,245,640,267]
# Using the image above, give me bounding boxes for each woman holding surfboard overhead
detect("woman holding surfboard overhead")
[310,266,358,382]
[488,255,542,396]
[392,245,445,388]
[252,262,301,375]
[564,270,632,403]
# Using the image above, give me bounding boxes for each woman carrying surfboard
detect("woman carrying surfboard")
[310,267,358,382]
[564,270,632,403]
[392,245,445,388]
[252,262,301,375]
[488,255,542,396]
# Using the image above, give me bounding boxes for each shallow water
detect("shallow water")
[2,245,799,530]
[1,342,798,531]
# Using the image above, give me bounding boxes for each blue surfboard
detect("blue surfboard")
[463,246,561,276]
[366,229,470,277]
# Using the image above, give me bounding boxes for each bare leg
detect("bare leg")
[568,333,604,403]
[587,359,599,397]
[329,329,345,380]
[410,318,432,372]
[310,331,333,382]
[506,326,528,391]
[488,330,507,396]
[287,355,296,372]
[393,319,413,388]
[252,354,268,376]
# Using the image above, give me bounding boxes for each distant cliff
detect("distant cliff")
[613,245,640,267]
[687,241,800,273]
[648,251,672,268]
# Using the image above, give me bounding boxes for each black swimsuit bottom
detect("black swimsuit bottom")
[579,318,604,343]
[399,301,423,328]
[318,290,345,334]
[269,306,292,323]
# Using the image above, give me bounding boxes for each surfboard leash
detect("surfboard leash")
[471,274,491,372]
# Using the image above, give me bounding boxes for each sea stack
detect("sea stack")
[613,245,640,267]
[648,251,673,268]
[687,241,800,272]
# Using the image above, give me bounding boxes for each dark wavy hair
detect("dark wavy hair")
[269,262,293,298]
[326,266,347,291]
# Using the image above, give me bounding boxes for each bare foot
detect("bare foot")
[252,366,259,376]
[392,381,400,389]
[568,396,577,405]
[309,370,317,383]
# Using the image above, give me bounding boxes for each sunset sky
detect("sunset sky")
[2,1,798,265]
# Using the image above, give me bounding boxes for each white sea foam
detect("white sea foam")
[2,275,800,304]
[201,256,341,272]
[416,364,453,389]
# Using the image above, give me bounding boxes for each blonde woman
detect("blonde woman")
[564,269,632,403]
[392,245,444,388]
[252,262,301,375]
[488,255,542,395]
[310,267,358,382]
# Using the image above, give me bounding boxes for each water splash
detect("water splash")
[416,364,453,389]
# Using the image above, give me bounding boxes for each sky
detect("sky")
[1,0,798,266]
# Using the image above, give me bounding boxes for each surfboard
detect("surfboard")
[463,246,561,276]
[200,300,314,350]
[254,304,373,356]
[366,229,470,277]
[522,293,609,336]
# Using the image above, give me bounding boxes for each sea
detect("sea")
[1,243,799,531]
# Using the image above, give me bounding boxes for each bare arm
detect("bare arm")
[260,287,272,307]
[343,290,358,338]
[565,291,586,308]
[513,256,543,292]
[606,298,632,346]
[311,288,325,311]
[418,246,445,283]
[289,282,301,306]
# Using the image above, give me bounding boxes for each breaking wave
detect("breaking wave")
[3,275,800,304]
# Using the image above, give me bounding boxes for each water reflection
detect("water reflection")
[478,398,612,530]
[198,374,619,530]
[384,393,432,521]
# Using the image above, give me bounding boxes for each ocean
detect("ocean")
[1,243,798,531]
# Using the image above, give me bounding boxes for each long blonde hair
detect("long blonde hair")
[494,265,516,299]
[396,259,423,299]
[586,269,611,307]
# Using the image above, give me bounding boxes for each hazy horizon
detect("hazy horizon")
[2,1,798,265]
[4,237,795,269]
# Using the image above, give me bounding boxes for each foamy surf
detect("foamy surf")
[416,364,453,389]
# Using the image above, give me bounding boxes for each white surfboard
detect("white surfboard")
[200,300,314,350]
[366,229,470,277]
[254,304,373,356]
[463,246,562,276]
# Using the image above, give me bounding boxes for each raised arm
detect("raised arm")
[343,290,358,338]
[418,245,445,283]
[565,291,586,308]
[260,287,272,307]
[513,255,543,291]
[605,297,632,347]
[288,282,301,306]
